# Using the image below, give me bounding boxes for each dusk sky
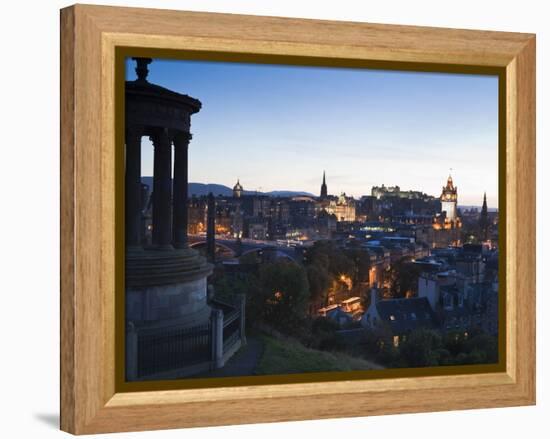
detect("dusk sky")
[126,58,499,208]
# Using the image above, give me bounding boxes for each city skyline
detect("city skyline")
[126,58,499,208]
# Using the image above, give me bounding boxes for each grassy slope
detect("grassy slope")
[255,334,382,375]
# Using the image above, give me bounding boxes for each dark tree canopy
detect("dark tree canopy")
[400,328,446,367]
[259,260,310,332]
[306,263,330,303]
[385,256,423,298]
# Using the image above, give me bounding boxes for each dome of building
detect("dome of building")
[233,179,243,198]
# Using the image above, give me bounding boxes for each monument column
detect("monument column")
[172,131,192,248]
[151,128,173,249]
[125,126,143,249]
[206,192,216,262]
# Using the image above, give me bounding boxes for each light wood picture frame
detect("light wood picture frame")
[60,4,535,435]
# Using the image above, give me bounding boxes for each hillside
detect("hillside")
[140,177,314,198]
[255,334,382,375]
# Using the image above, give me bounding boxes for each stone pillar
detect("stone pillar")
[172,131,191,248]
[211,308,224,369]
[151,129,173,249]
[206,192,216,262]
[125,126,143,249]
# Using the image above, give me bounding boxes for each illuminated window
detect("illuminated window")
[393,335,400,347]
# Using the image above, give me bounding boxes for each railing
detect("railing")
[223,309,241,353]
[136,322,211,378]
[224,309,240,327]
[127,294,247,380]
[212,296,239,313]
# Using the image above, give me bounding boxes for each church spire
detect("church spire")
[479,192,489,241]
[320,170,328,199]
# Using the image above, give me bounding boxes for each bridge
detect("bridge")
[187,234,303,262]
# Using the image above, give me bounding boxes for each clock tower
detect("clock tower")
[440,174,458,221]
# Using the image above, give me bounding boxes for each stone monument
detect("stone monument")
[124,58,214,379]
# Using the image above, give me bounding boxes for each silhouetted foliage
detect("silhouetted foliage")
[258,260,310,334]
[306,263,331,303]
[345,247,371,285]
[305,241,354,278]
[367,328,499,368]
[307,317,343,350]
[211,268,262,328]
[400,328,448,367]
[385,256,423,298]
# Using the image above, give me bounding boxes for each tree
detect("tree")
[386,257,423,298]
[462,333,498,364]
[345,247,371,285]
[306,241,354,278]
[442,330,498,365]
[329,251,354,279]
[259,260,310,333]
[400,328,447,367]
[239,251,260,264]
[306,263,330,305]
[309,317,342,350]
[211,267,262,328]
[443,331,467,357]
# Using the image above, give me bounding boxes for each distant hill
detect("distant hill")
[141,177,314,198]
[188,183,233,197]
[263,190,315,197]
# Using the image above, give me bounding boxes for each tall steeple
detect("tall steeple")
[479,192,489,241]
[320,171,328,199]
